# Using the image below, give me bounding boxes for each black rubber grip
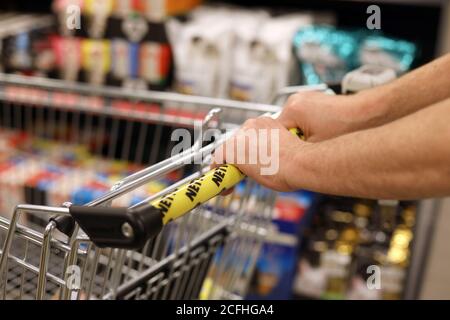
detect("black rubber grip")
[50,215,76,237]
[69,205,164,249]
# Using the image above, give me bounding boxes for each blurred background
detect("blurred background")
[0,0,449,300]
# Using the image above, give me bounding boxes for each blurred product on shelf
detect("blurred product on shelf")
[200,186,315,300]
[51,0,204,89]
[0,3,418,99]
[293,197,417,300]
[229,13,312,103]
[166,9,235,98]
[359,36,417,74]
[168,5,334,102]
[50,36,81,82]
[168,4,418,101]
[294,26,361,86]
[294,26,418,86]
[0,14,55,77]
[0,128,180,224]
[80,38,112,86]
[53,0,203,32]
[246,191,314,299]
[342,65,397,94]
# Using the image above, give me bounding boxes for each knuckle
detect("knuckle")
[262,117,277,127]
[285,95,297,109]
[291,92,305,103]
[284,92,313,115]
[285,94,302,111]
[243,118,258,128]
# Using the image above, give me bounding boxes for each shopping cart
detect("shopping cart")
[0,73,326,300]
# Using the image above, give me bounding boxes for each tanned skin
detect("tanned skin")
[213,54,450,200]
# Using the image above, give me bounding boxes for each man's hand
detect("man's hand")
[277,91,376,142]
[278,54,450,143]
[210,54,450,199]
[212,116,307,192]
[211,91,374,192]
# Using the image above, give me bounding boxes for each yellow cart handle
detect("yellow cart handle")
[69,128,304,249]
[152,127,305,225]
[152,164,246,225]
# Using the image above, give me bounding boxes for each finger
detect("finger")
[220,187,235,196]
[277,97,302,130]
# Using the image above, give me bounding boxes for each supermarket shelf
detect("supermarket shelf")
[0,73,280,114]
[0,73,281,129]
[329,0,447,6]
[220,0,447,8]
[0,14,53,38]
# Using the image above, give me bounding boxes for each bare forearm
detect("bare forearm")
[290,98,450,199]
[348,53,450,129]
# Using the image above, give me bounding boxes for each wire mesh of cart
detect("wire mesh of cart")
[0,73,327,300]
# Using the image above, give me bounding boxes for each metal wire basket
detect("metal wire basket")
[0,73,325,300]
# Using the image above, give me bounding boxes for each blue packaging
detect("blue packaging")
[246,191,316,300]
[359,35,417,74]
[294,26,417,85]
[294,26,362,85]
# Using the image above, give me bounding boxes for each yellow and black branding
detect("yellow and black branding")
[148,127,303,226]
[157,190,176,215]
[212,166,227,187]
[151,165,245,225]
[290,128,306,140]
[186,177,205,202]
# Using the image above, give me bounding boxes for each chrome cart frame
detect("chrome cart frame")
[0,73,325,300]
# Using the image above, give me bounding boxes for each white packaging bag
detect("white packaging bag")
[167,16,234,98]
[231,14,314,103]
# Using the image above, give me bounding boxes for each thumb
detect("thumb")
[277,107,299,130]
[277,104,310,140]
[277,93,309,131]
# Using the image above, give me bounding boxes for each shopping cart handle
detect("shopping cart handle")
[68,129,305,249]
[50,215,76,237]
[69,205,164,249]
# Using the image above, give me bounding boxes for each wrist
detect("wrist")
[342,88,392,130]
[283,141,316,191]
